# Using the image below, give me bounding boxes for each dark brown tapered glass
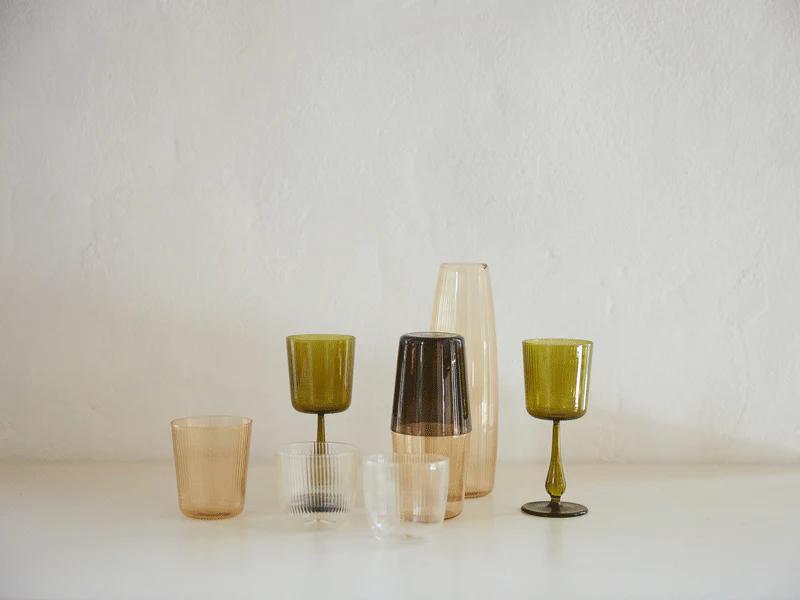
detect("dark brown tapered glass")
[286,334,355,442]
[521,338,593,518]
[391,332,471,519]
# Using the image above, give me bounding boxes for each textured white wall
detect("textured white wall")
[1,1,799,463]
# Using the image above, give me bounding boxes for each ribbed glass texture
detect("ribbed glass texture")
[522,339,593,420]
[286,334,355,414]
[278,442,359,524]
[390,333,471,436]
[391,432,467,519]
[431,262,498,498]
[391,332,471,519]
[363,454,449,540]
[521,339,593,517]
[171,416,252,519]
[287,334,356,443]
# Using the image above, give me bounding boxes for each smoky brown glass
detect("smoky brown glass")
[171,416,252,519]
[390,332,471,519]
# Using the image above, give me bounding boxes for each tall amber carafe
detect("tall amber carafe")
[431,263,498,497]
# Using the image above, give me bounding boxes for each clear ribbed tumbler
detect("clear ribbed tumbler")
[171,416,252,519]
[278,442,359,524]
[431,262,498,498]
[363,454,449,540]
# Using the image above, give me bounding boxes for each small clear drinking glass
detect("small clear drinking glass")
[278,442,359,525]
[363,453,449,540]
[171,415,252,519]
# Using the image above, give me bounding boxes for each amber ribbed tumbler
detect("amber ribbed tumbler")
[171,416,252,519]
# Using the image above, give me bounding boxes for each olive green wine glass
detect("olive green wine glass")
[286,334,355,443]
[521,338,593,518]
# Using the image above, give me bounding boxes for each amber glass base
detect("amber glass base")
[465,489,491,499]
[392,429,468,519]
[180,506,243,520]
[521,500,588,518]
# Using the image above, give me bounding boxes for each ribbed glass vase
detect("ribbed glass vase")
[431,262,498,498]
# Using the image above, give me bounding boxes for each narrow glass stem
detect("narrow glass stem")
[314,414,327,498]
[545,420,566,503]
[316,413,326,443]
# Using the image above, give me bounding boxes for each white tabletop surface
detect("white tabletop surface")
[1,462,798,599]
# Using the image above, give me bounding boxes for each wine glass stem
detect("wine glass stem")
[316,413,326,443]
[546,419,566,503]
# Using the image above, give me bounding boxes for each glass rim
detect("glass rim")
[403,331,462,340]
[278,441,359,456]
[363,453,449,469]
[286,333,355,342]
[439,262,488,270]
[522,338,593,347]
[171,415,252,429]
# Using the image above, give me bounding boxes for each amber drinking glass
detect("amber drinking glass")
[286,334,355,443]
[521,339,593,517]
[391,333,471,519]
[171,416,252,519]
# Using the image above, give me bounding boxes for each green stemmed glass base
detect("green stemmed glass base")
[521,500,587,518]
[521,420,588,518]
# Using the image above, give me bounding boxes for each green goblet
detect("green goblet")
[521,338,593,518]
[286,334,355,443]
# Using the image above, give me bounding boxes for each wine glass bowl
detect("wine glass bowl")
[523,338,592,421]
[286,334,355,442]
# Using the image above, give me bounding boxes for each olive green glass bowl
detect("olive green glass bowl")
[286,334,355,414]
[522,338,592,421]
[286,334,356,443]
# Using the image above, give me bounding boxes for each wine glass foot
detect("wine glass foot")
[289,492,346,513]
[521,500,587,518]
